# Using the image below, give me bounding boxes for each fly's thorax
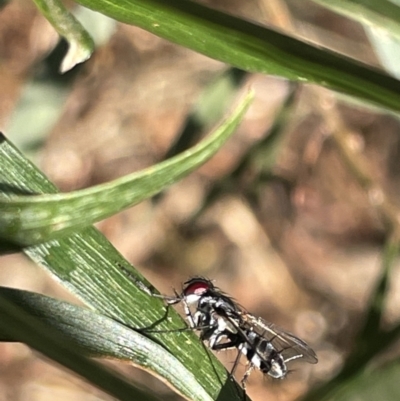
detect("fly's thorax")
[246,330,258,344]
[212,313,238,336]
[207,323,233,348]
[193,308,212,327]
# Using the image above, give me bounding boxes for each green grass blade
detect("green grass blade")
[72,0,400,112]
[313,0,400,40]
[0,138,246,400]
[32,0,94,72]
[164,68,248,161]
[0,290,161,401]
[0,287,213,401]
[0,90,253,246]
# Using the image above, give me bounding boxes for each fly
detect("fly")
[136,276,318,388]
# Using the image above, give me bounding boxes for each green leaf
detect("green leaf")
[312,0,400,40]
[313,0,400,79]
[0,129,246,401]
[0,288,161,401]
[0,90,253,246]
[0,287,213,401]
[162,68,247,164]
[365,25,400,80]
[72,0,400,112]
[32,0,95,72]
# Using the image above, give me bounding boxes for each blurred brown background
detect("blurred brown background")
[1,0,400,400]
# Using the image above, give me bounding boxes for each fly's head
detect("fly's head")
[182,277,214,305]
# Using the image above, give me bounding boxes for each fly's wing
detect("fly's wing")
[244,314,318,364]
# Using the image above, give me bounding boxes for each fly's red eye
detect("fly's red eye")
[183,279,212,296]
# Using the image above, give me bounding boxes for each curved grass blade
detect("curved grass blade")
[72,0,400,112]
[163,68,248,161]
[313,0,400,41]
[0,289,161,401]
[0,128,247,401]
[0,90,253,246]
[0,287,213,401]
[32,0,94,72]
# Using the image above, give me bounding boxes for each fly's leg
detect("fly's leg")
[123,266,182,305]
[230,344,255,397]
[181,297,197,329]
[240,364,254,391]
[136,280,181,304]
[228,350,248,401]
[230,348,243,378]
[122,268,212,334]
[211,336,242,351]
